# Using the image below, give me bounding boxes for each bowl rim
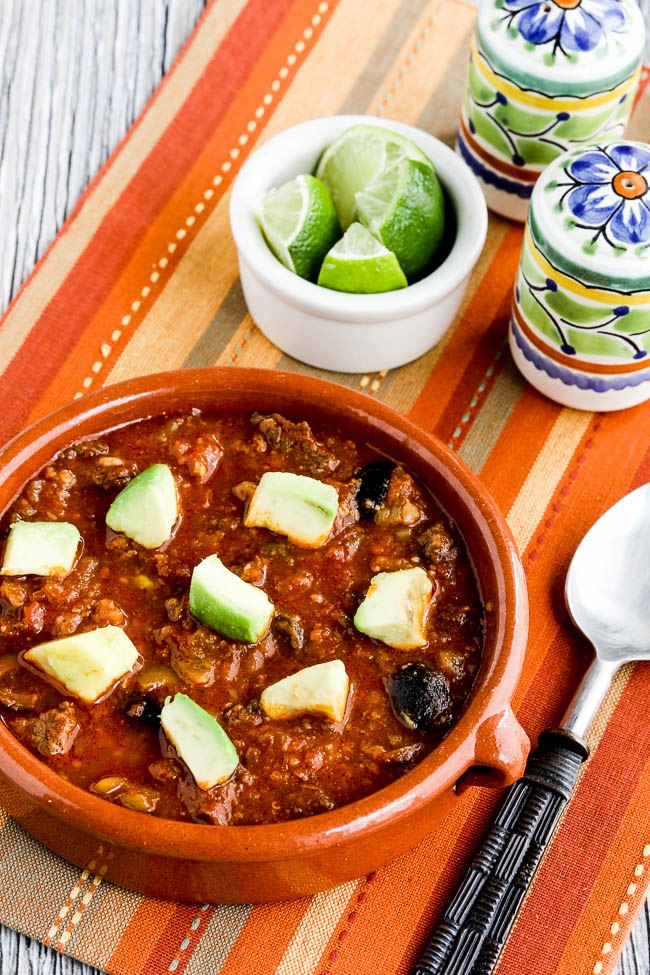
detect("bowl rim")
[229,114,488,323]
[0,368,526,862]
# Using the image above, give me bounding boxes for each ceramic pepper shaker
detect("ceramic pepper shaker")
[458,0,646,221]
[510,139,650,411]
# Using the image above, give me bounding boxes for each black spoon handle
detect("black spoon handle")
[413,730,589,975]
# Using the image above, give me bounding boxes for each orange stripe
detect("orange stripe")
[433,284,513,447]
[479,388,560,511]
[408,226,523,433]
[217,899,314,975]
[501,669,650,975]
[556,764,650,975]
[106,900,178,975]
[139,905,215,975]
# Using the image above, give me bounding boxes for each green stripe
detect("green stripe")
[458,357,525,473]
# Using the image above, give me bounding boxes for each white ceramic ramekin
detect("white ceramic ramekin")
[229,115,488,373]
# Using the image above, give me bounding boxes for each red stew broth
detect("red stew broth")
[0,410,483,825]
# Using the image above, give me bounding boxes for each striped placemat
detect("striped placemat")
[0,2,649,973]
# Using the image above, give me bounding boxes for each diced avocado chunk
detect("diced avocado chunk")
[260,659,349,723]
[189,554,274,643]
[22,626,139,703]
[106,463,177,549]
[354,567,432,650]
[244,471,339,548]
[1,521,81,577]
[160,693,239,790]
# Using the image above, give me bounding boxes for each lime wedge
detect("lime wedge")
[257,174,341,281]
[317,222,407,294]
[315,124,435,230]
[355,158,445,280]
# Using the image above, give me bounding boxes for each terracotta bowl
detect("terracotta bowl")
[0,368,529,904]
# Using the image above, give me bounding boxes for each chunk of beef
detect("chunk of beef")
[29,702,80,756]
[418,521,458,577]
[0,689,42,712]
[92,599,125,627]
[272,611,305,650]
[374,467,424,526]
[236,555,267,586]
[90,456,138,490]
[0,580,27,609]
[170,434,222,482]
[232,481,256,502]
[251,412,339,475]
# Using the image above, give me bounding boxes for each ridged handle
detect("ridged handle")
[413,730,588,975]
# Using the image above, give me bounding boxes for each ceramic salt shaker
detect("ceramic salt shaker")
[510,139,650,411]
[458,0,646,221]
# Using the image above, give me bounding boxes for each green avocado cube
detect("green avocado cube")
[260,659,350,723]
[22,625,140,703]
[354,567,432,649]
[189,554,274,643]
[244,471,339,548]
[160,693,239,790]
[1,521,81,577]
[106,463,178,549]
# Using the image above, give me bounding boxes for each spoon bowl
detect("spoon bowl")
[565,482,650,664]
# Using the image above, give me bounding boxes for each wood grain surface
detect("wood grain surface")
[0,1,648,974]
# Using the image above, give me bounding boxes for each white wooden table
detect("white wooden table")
[0,2,649,973]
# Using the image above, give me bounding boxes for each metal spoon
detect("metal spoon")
[414,481,650,975]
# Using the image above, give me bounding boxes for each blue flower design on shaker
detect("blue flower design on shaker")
[502,0,626,55]
[557,143,650,250]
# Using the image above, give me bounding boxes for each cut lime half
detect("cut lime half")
[317,222,408,294]
[355,158,446,280]
[257,174,341,281]
[315,124,435,230]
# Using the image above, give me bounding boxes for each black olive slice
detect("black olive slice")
[355,461,395,519]
[386,661,452,732]
[123,695,161,726]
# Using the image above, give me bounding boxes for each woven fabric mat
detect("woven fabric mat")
[1,2,649,973]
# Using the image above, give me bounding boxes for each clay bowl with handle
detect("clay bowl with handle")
[0,368,529,903]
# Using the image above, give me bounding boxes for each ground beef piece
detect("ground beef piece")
[330,482,359,535]
[90,456,138,490]
[170,626,224,686]
[92,598,125,627]
[272,611,305,650]
[232,481,256,502]
[251,412,339,475]
[0,689,42,712]
[28,702,80,756]
[170,434,222,482]
[0,580,27,609]
[63,441,109,459]
[374,467,424,526]
[418,521,458,576]
[149,758,181,783]
[236,555,267,586]
[165,594,189,622]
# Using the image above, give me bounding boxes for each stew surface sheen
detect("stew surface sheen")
[0,410,484,826]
